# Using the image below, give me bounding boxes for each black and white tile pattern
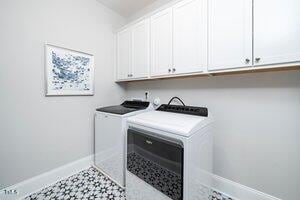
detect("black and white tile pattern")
[24,167,125,200]
[24,165,233,200]
[127,152,182,200]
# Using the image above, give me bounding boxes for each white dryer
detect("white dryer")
[94,101,152,187]
[126,103,213,200]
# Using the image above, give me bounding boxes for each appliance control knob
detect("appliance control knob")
[245,58,250,64]
[168,69,171,73]
[255,58,261,63]
[172,68,176,72]
[153,98,161,106]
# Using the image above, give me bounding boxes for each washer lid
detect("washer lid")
[96,105,137,115]
[127,110,212,137]
[96,101,150,115]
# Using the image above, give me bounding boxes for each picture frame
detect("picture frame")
[45,44,94,96]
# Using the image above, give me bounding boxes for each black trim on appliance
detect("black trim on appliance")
[121,101,149,109]
[157,104,208,117]
[96,101,149,115]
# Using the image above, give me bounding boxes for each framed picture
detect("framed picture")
[45,44,94,96]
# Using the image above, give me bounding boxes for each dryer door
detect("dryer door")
[127,128,183,200]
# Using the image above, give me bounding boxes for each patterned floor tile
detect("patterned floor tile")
[23,165,234,200]
[24,167,125,200]
[127,152,182,200]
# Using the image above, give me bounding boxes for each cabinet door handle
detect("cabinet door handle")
[245,59,250,64]
[172,68,176,73]
[255,58,261,63]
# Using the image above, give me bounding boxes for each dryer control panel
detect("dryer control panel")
[157,104,208,117]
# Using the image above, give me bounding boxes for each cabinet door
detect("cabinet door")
[254,0,300,66]
[117,29,131,80]
[150,8,173,76]
[132,19,150,79]
[173,0,207,74]
[208,0,252,71]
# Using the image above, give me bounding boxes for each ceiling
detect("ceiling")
[97,0,158,17]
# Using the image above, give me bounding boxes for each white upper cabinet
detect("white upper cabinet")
[208,0,253,71]
[132,19,150,78]
[116,0,300,82]
[116,19,150,80]
[150,8,173,76]
[117,29,131,80]
[173,0,208,74]
[254,0,300,66]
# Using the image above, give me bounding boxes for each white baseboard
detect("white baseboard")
[212,175,282,200]
[0,155,93,200]
[190,167,282,200]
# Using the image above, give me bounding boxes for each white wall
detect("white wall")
[124,70,300,200]
[0,0,125,189]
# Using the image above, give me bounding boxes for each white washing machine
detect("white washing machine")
[94,101,152,187]
[126,103,213,200]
